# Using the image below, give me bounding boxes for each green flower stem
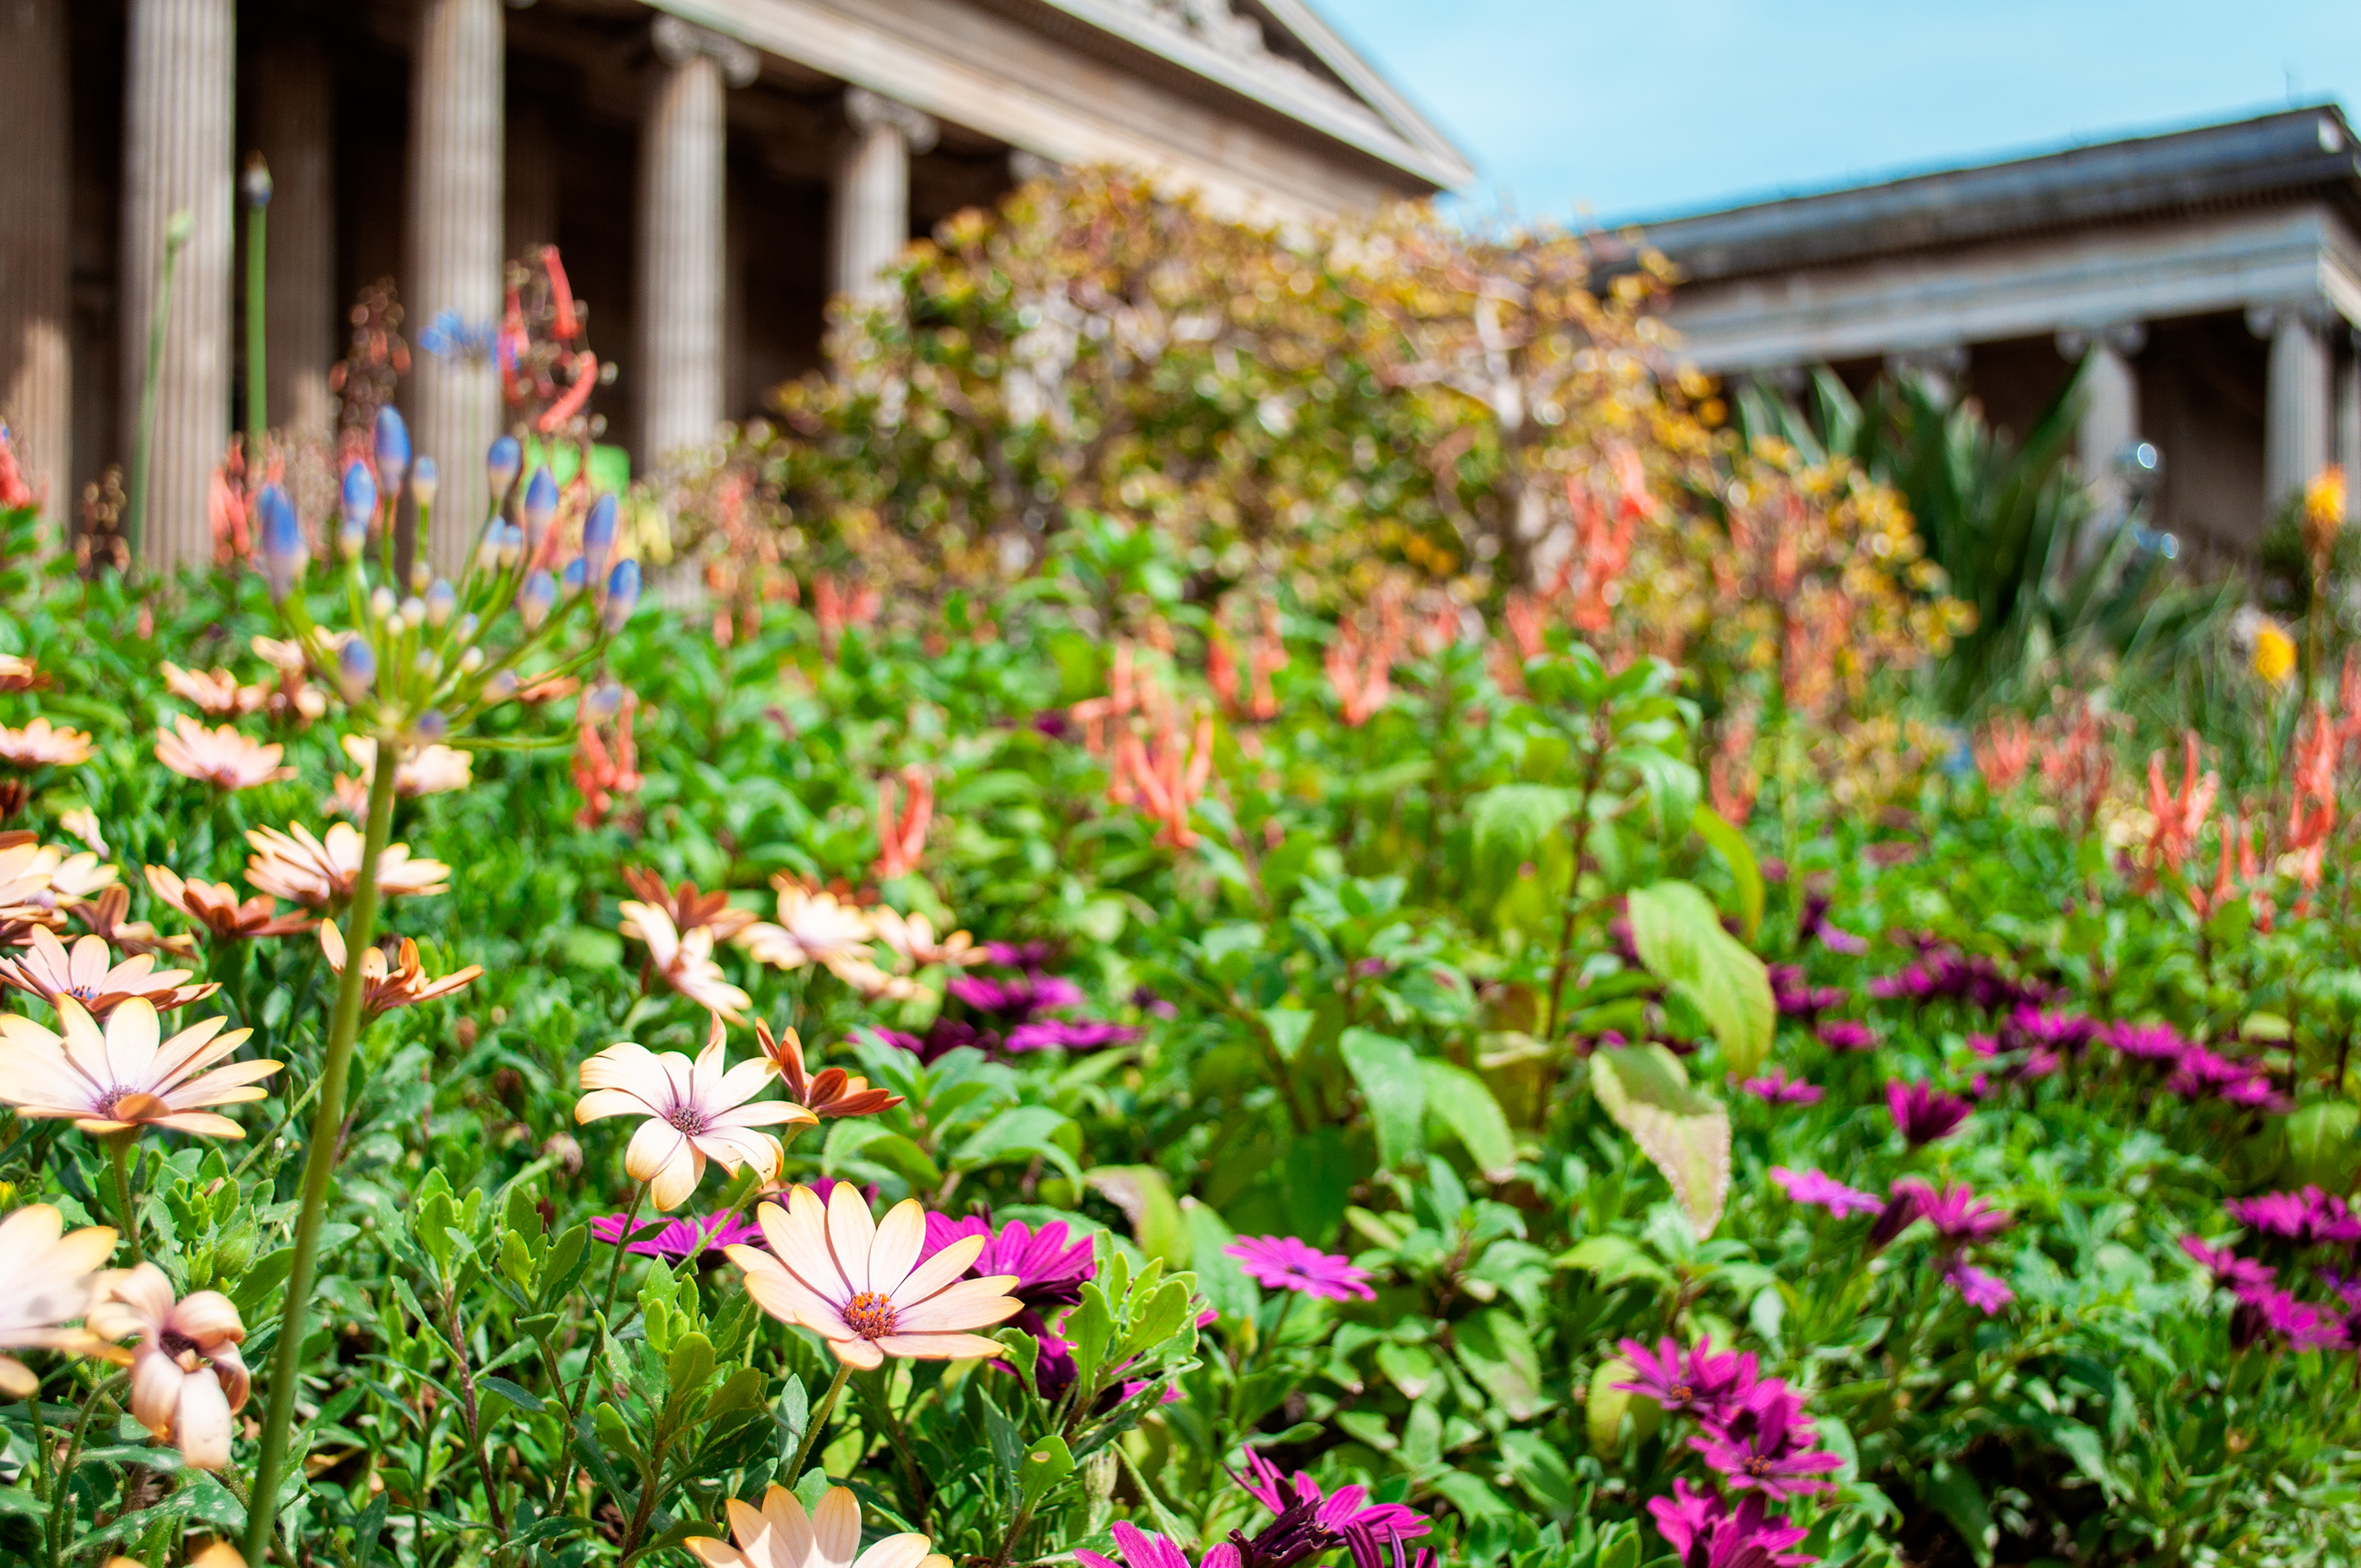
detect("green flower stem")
[242,741,401,1561]
[104,1132,143,1265]
[550,1178,645,1515]
[784,1359,854,1486]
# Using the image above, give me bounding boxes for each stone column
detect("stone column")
[2057,322,2145,517]
[829,87,935,307]
[408,0,504,577]
[2337,330,2359,520]
[638,17,755,468]
[122,0,235,572]
[2253,303,2332,511]
[254,34,337,445]
[0,0,71,537]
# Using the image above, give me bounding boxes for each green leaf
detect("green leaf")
[1418,1060,1515,1180]
[2288,1100,2360,1188]
[1086,1166,1187,1266]
[1589,1045,1731,1238]
[1625,879,1773,1077]
[1500,1428,1577,1520]
[1181,1199,1257,1320]
[1340,1027,1426,1170]
[1921,1461,1994,1568]
[477,1376,543,1414]
[1469,784,1579,886]
[949,1107,1081,1184]
[1017,1432,1076,1510]
[1620,749,1700,846]
[1452,1308,1542,1419]
[1690,805,1764,942]
[1585,1356,1635,1455]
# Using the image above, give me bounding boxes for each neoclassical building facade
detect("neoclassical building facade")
[1616,106,2361,557]
[0,0,1468,574]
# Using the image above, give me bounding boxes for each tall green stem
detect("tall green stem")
[244,165,269,453]
[549,1179,646,1514]
[785,1360,854,1485]
[242,742,401,1559]
[127,210,192,561]
[105,1133,143,1265]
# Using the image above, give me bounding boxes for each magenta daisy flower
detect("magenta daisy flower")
[1647,1479,1813,1568]
[1224,1234,1375,1302]
[2230,1283,2346,1351]
[1815,1018,1876,1052]
[1739,1068,1823,1105]
[2107,1021,2188,1062]
[1690,1381,1842,1500]
[1769,1166,1884,1220]
[2181,1235,2276,1292]
[920,1213,1096,1311]
[2227,1192,2311,1239]
[1003,1018,1141,1052]
[948,972,1084,1021]
[1885,1079,1971,1146]
[1077,1521,1240,1568]
[1612,1336,1756,1421]
[1890,1178,2013,1248]
[590,1209,766,1265]
[1233,1450,1431,1542]
[1944,1260,2013,1314]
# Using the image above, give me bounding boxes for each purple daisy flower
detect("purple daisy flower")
[1647,1479,1814,1568]
[589,1209,764,1265]
[1895,1178,2013,1247]
[2228,1192,2312,1239]
[985,938,1060,971]
[1234,1450,1431,1543]
[1004,1017,1141,1052]
[1690,1380,1843,1501]
[950,971,1086,1021]
[2181,1235,2277,1292]
[1224,1234,1376,1302]
[2107,1021,2189,1063]
[1612,1336,1756,1422]
[1885,1080,1971,1146]
[2230,1282,2347,1351]
[921,1213,1097,1310]
[1768,965,1847,1018]
[1769,1166,1884,1220]
[1078,1522,1241,1568]
[860,1020,985,1064]
[1797,892,1870,957]
[1944,1260,2013,1314]
[2008,1005,2097,1056]
[1815,1018,1876,1052]
[1740,1068,1824,1105]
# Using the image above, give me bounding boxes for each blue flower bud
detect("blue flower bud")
[474,523,502,574]
[583,680,625,722]
[484,670,518,703]
[581,493,617,584]
[338,638,377,704]
[424,579,456,627]
[414,709,450,741]
[496,523,523,569]
[339,461,376,558]
[602,560,641,634]
[517,570,556,630]
[522,468,558,555]
[486,434,522,503]
[560,559,586,597]
[242,154,273,209]
[410,454,440,511]
[257,484,306,601]
[372,405,411,498]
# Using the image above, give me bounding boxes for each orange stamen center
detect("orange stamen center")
[843,1291,897,1339]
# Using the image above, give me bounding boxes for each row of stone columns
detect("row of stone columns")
[0,2,939,573]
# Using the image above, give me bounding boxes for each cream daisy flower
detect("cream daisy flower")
[319,922,483,1015]
[621,901,754,1022]
[0,1203,117,1395]
[685,1484,948,1568]
[245,823,451,908]
[728,1184,1021,1369]
[160,664,267,718]
[342,736,473,796]
[574,1018,816,1211]
[142,865,316,941]
[736,883,874,975]
[869,909,982,970]
[155,717,295,791]
[87,1263,249,1469]
[0,998,281,1139]
[58,808,107,856]
[0,928,217,1017]
[0,718,93,768]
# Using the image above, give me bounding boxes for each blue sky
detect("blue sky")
[1316,2,2361,224]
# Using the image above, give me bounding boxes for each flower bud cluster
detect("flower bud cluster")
[258,408,640,748]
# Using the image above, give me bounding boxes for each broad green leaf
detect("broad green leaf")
[1589,1045,1731,1238]
[1619,748,1700,846]
[1086,1166,1188,1266]
[1690,804,1764,942]
[949,1106,1081,1184]
[1921,1460,1994,1568]
[1418,1060,1515,1180]
[1469,784,1579,886]
[2288,1100,2359,1188]
[1180,1198,1257,1320]
[1585,1357,1635,1455]
[1625,879,1773,1077]
[1340,1028,1427,1170]
[1453,1307,1542,1419]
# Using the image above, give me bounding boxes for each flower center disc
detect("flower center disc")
[843,1291,897,1339]
[666,1105,710,1136]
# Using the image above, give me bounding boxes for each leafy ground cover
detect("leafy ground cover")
[0,187,2354,1568]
